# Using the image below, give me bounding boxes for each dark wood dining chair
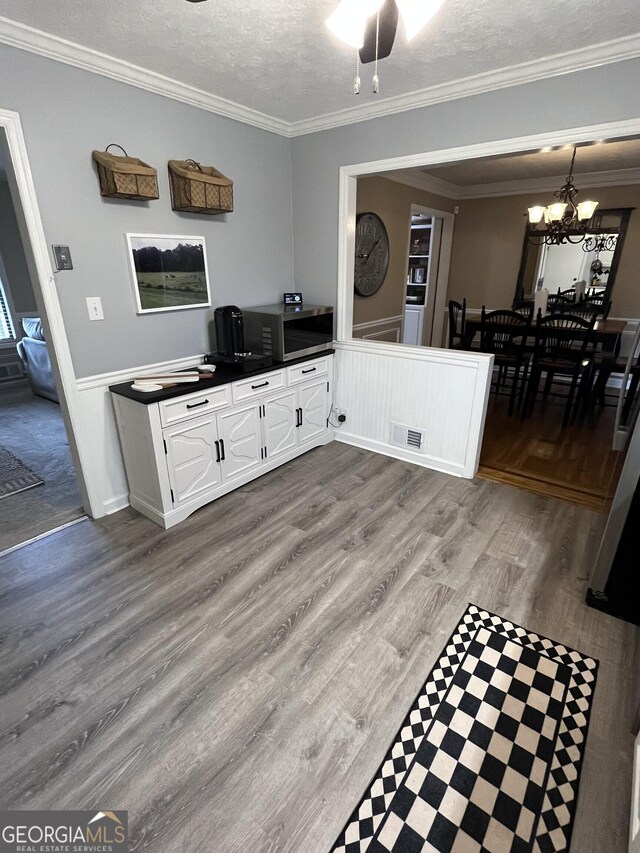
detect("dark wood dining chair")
[480,308,531,415]
[511,299,534,319]
[552,297,611,319]
[522,313,596,427]
[448,298,466,349]
[547,291,576,310]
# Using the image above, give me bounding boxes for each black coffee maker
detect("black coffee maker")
[206,306,273,373]
[214,305,245,358]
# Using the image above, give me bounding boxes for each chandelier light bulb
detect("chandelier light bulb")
[577,200,599,221]
[396,0,445,40]
[528,206,546,225]
[547,202,568,223]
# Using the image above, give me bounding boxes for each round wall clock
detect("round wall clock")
[354,212,390,297]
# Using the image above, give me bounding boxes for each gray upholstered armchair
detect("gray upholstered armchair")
[16,317,59,403]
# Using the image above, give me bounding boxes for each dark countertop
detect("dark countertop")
[110,349,335,405]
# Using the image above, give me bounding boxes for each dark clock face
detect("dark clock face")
[354,213,390,297]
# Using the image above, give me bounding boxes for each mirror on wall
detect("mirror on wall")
[515,208,634,308]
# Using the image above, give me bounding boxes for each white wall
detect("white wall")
[333,342,492,478]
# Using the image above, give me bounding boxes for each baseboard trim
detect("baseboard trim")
[334,431,467,478]
[103,494,130,515]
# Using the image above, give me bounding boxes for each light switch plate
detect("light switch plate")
[52,245,73,270]
[86,297,104,321]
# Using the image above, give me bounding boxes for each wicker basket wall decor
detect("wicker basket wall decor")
[92,145,159,200]
[168,160,234,215]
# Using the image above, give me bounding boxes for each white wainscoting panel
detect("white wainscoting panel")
[75,354,205,517]
[353,315,404,343]
[332,340,493,477]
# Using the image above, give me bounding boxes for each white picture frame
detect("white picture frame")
[125,233,211,314]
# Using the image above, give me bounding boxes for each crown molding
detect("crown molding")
[287,33,640,137]
[389,166,640,199]
[386,169,459,198]
[0,16,291,137]
[455,167,640,198]
[1,16,639,140]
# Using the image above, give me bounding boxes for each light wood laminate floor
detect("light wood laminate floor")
[0,442,637,852]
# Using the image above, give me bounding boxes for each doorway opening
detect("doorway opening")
[351,175,454,346]
[0,122,86,553]
[403,207,447,347]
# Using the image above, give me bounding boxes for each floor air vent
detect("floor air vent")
[390,421,426,453]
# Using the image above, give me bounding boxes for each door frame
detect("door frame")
[407,203,455,348]
[0,108,93,515]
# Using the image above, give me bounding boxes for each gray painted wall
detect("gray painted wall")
[290,59,640,311]
[0,178,37,315]
[0,45,294,377]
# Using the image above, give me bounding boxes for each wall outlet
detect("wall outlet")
[333,406,347,422]
[86,297,104,321]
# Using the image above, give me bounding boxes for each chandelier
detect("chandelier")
[526,147,598,246]
[325,0,444,94]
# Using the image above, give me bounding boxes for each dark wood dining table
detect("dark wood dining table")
[462,317,625,355]
[462,317,626,421]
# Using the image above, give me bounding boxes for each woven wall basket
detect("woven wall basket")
[92,145,159,200]
[168,160,234,215]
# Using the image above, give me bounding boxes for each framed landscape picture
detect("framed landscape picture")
[126,233,211,313]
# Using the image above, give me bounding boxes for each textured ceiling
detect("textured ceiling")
[421,139,640,185]
[0,0,640,123]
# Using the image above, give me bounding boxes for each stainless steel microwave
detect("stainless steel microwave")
[242,304,333,363]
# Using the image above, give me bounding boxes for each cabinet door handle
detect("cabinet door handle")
[214,440,220,463]
[251,381,269,390]
[186,399,209,409]
[299,407,303,425]
[301,367,316,374]
[219,439,225,461]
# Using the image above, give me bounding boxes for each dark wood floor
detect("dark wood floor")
[0,442,637,852]
[478,392,624,512]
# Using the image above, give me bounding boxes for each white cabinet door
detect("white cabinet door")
[165,415,221,505]
[217,404,262,483]
[264,390,297,460]
[298,379,328,446]
[403,305,424,345]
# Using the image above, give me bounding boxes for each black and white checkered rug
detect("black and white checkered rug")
[331,605,598,853]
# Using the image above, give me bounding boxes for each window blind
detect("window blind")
[0,278,16,341]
